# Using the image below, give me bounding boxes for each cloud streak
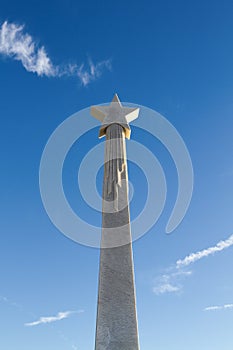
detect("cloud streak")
[76,58,111,86]
[204,304,233,311]
[153,234,233,295]
[25,310,83,326]
[176,234,233,268]
[0,21,56,76]
[0,21,111,85]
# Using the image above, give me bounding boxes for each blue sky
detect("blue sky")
[1,0,233,349]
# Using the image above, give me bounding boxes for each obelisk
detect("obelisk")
[91,94,140,350]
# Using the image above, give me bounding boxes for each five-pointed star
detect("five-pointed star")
[90,94,139,139]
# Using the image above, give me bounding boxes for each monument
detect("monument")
[91,94,140,349]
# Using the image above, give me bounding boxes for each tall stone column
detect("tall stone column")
[91,95,140,350]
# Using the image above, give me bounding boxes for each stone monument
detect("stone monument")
[91,94,140,350]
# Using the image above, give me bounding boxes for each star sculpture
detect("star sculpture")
[90,94,139,139]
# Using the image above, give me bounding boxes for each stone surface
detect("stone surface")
[94,123,140,350]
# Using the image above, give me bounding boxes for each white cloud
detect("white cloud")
[204,304,233,311]
[176,234,233,268]
[0,21,56,76]
[77,58,111,86]
[153,270,192,295]
[25,310,83,327]
[153,282,181,295]
[204,306,221,311]
[153,234,233,295]
[0,21,111,85]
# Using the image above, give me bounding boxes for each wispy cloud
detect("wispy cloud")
[176,234,233,268]
[204,304,233,311]
[77,58,111,86]
[0,21,111,85]
[153,270,192,295]
[153,282,180,295]
[25,310,83,327]
[153,234,233,295]
[1,296,81,348]
[0,21,56,76]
